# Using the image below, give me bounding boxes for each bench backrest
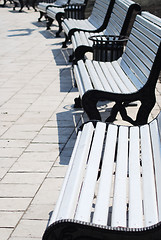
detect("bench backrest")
[104,0,141,36]
[120,11,161,91]
[88,0,115,29]
[69,0,86,4]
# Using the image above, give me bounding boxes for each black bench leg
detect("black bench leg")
[74,96,82,108]
[18,0,24,11]
[69,52,74,62]
[62,33,69,48]
[46,17,53,30]
[82,91,102,120]
[105,102,121,122]
[38,12,44,22]
[55,13,64,37]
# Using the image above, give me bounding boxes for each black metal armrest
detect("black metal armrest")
[89,35,128,61]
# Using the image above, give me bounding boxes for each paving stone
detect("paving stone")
[0,198,31,211]
[11,219,47,238]
[0,183,39,197]
[0,228,13,240]
[9,161,53,173]
[0,212,23,228]
[1,173,46,184]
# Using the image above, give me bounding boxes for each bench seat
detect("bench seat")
[42,111,161,240]
[73,11,161,126]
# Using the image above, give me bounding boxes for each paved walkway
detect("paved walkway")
[0,4,161,240]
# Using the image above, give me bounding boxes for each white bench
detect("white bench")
[73,11,161,126]
[37,0,68,22]
[42,110,161,240]
[61,0,115,47]
[70,0,141,62]
[46,0,86,36]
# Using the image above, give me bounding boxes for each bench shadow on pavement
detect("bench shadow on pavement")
[8,28,35,36]
[56,105,85,165]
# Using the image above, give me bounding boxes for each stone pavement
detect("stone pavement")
[0,4,161,240]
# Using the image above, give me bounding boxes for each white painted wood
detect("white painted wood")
[75,122,106,222]
[49,130,82,225]
[122,53,148,85]
[111,61,137,92]
[129,34,155,62]
[128,127,143,228]
[78,60,94,92]
[55,122,94,220]
[93,124,118,225]
[99,62,121,93]
[126,41,153,70]
[93,61,113,92]
[140,124,158,227]
[120,58,143,90]
[73,64,85,97]
[150,119,161,221]
[111,126,129,227]
[85,60,104,90]
[105,62,130,93]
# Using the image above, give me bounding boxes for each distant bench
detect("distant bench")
[45,0,88,36]
[61,0,115,48]
[73,11,161,126]
[42,110,161,240]
[63,0,141,62]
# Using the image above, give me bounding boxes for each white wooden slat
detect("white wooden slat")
[131,28,158,55]
[125,47,150,78]
[111,126,129,228]
[73,64,85,97]
[133,22,160,50]
[120,58,143,90]
[56,122,94,221]
[105,62,130,93]
[129,34,156,62]
[140,124,159,227]
[99,62,121,93]
[122,53,148,85]
[128,127,143,228]
[75,122,106,222]
[127,41,153,70]
[136,14,161,37]
[85,60,105,91]
[78,60,94,92]
[80,31,90,46]
[93,124,118,226]
[149,119,161,221]
[92,61,113,92]
[141,11,161,28]
[112,61,137,92]
[49,130,82,225]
